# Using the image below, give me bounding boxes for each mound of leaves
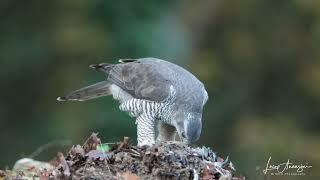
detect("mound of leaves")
[55,133,244,179]
[1,133,245,180]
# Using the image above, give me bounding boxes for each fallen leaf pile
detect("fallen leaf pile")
[0,133,245,180]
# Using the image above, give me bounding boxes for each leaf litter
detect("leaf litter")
[1,133,245,180]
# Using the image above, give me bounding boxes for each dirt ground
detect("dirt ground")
[0,133,245,180]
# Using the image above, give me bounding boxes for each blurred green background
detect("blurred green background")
[0,0,319,179]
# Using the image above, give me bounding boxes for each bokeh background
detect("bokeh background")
[1,0,319,179]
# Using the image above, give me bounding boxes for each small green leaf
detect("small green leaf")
[97,144,111,152]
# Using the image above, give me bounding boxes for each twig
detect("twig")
[28,140,72,159]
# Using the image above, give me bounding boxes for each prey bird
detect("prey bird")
[57,58,208,146]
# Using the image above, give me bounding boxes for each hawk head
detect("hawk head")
[173,111,202,143]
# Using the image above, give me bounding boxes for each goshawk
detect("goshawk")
[57,58,208,146]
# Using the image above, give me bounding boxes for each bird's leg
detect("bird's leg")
[136,114,156,146]
[156,121,176,142]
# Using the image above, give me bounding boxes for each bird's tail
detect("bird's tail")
[57,81,112,101]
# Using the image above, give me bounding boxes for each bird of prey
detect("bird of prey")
[57,58,208,146]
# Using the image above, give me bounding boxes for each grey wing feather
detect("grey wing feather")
[107,61,172,102]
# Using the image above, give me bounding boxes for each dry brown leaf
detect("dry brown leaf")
[57,152,70,177]
[69,144,85,156]
[200,168,214,180]
[117,171,139,180]
[83,133,101,153]
[0,170,5,177]
[109,136,129,151]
